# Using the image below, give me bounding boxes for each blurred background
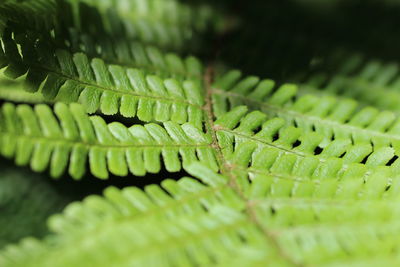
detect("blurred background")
[204,0,400,80]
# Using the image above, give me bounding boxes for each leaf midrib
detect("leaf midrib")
[203,66,302,267]
[0,132,210,149]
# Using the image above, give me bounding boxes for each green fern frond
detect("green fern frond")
[0,0,57,35]
[58,33,205,78]
[212,70,400,149]
[0,0,216,78]
[214,106,398,184]
[0,0,217,51]
[3,30,204,81]
[2,164,400,266]
[0,32,205,119]
[0,102,217,179]
[0,165,251,267]
[64,0,217,49]
[68,0,217,33]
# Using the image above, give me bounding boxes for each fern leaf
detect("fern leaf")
[0,0,217,51]
[63,0,218,50]
[212,70,400,149]
[62,35,204,80]
[0,0,57,35]
[0,32,205,120]
[2,164,400,266]
[240,168,400,266]
[69,0,217,33]
[214,106,398,184]
[0,102,216,179]
[9,6,211,70]
[0,165,250,267]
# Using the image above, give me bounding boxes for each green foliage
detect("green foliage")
[1,0,400,266]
